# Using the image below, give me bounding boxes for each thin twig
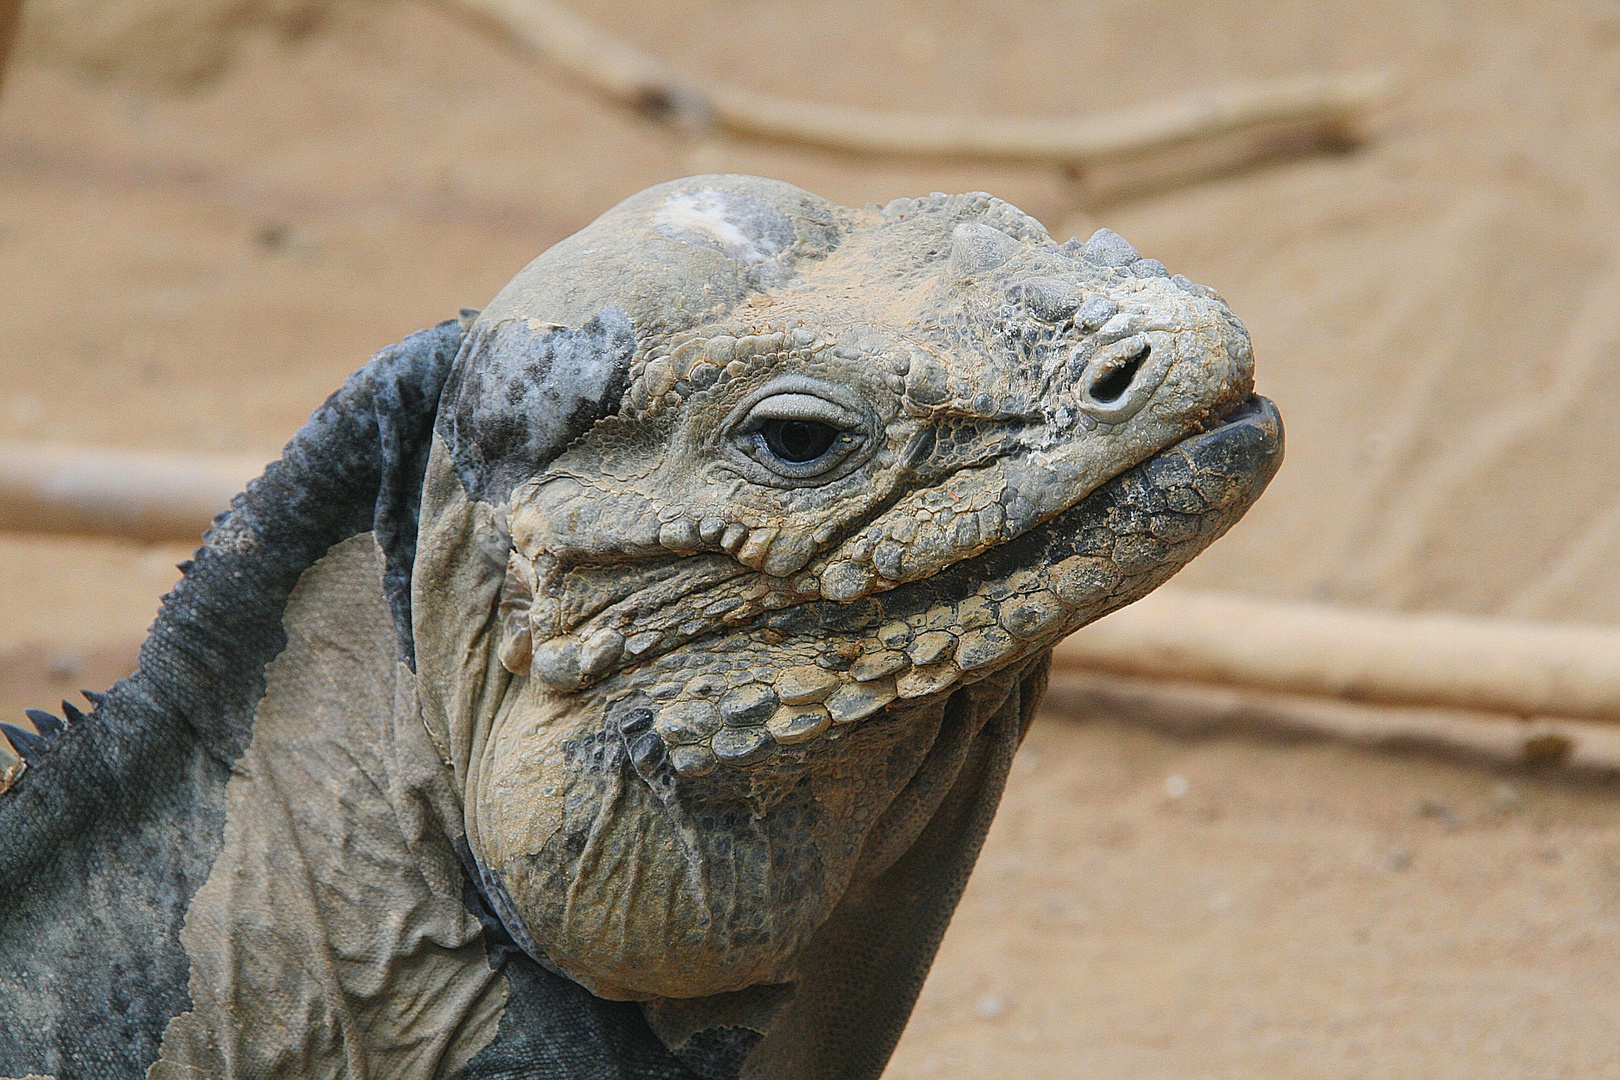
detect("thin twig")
[447,0,1392,164]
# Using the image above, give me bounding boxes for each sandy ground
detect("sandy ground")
[900,715,1620,1079]
[4,0,1620,1074]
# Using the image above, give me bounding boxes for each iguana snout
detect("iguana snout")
[410,175,1281,1001]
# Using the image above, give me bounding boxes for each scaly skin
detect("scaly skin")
[0,175,1280,1080]
[413,177,1283,1004]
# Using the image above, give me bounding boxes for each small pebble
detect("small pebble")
[1163,774,1190,799]
[1490,782,1522,809]
[1416,797,1459,828]
[46,651,83,682]
[255,220,321,258]
[974,993,1006,1020]
[1042,897,1089,924]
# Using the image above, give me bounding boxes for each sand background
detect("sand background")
[3,1,1620,1075]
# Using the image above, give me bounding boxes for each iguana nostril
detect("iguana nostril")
[1088,342,1149,404]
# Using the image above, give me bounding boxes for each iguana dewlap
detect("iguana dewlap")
[0,176,1281,1080]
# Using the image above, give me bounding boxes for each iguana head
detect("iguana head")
[412,176,1281,1002]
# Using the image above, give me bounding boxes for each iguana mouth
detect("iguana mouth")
[601,394,1282,781]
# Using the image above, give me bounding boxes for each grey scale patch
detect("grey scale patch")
[441,306,636,504]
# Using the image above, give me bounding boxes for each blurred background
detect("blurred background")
[5,1,1620,1076]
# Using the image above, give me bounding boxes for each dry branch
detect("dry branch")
[447,0,1391,164]
[1055,588,1620,725]
[0,442,263,542]
[1042,669,1620,773]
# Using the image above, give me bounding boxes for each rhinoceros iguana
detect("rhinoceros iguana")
[0,175,1281,1080]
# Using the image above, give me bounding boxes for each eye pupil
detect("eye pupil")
[761,419,839,464]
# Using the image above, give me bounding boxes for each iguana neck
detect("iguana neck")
[144,534,506,1078]
[0,320,465,1078]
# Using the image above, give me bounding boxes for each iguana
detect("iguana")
[0,175,1281,1080]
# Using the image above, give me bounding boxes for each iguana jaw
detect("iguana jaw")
[599,393,1283,778]
[467,394,1280,1002]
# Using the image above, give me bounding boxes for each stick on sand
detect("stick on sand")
[447,0,1391,164]
[0,442,263,543]
[1055,589,1620,725]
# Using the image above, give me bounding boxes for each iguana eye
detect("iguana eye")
[759,418,839,464]
[729,388,870,481]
